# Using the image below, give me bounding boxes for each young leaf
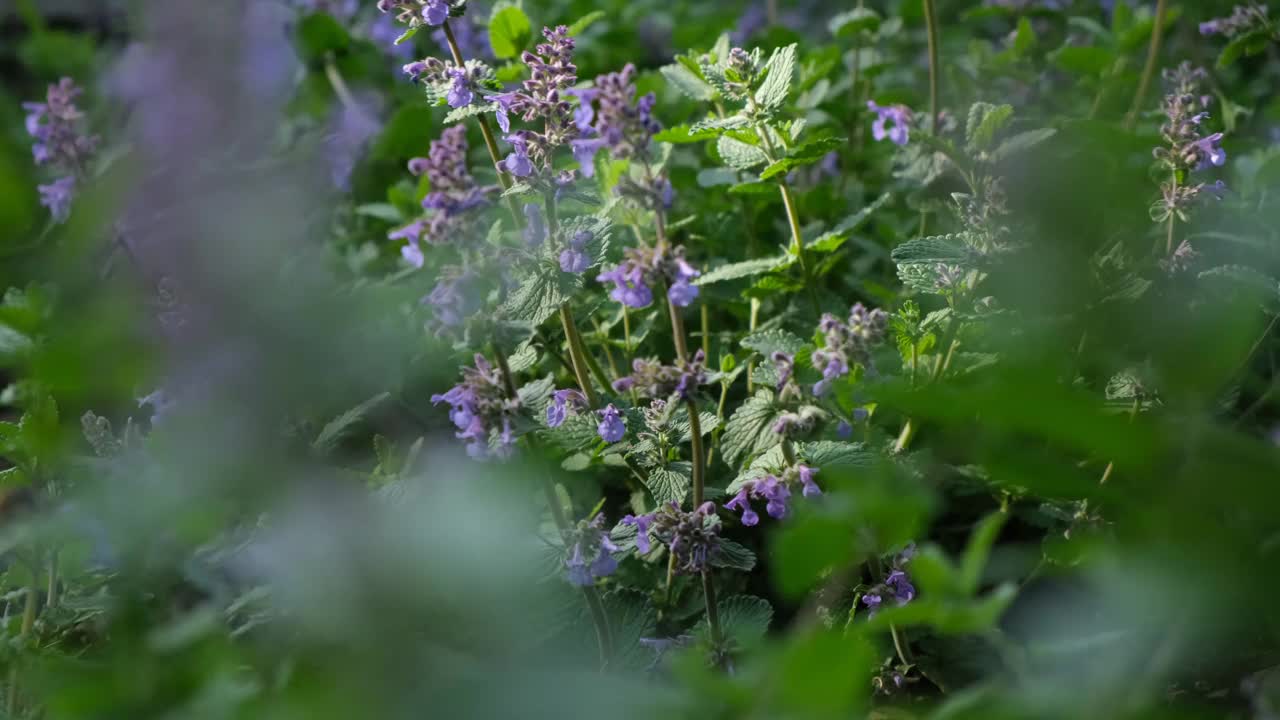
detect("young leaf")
[488,6,532,60]
[721,389,781,468]
[644,464,691,506]
[718,136,769,170]
[755,44,797,112]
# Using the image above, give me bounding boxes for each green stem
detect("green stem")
[700,304,711,359]
[894,316,960,453]
[442,19,523,224]
[746,298,761,394]
[702,570,723,646]
[539,470,613,664]
[869,555,913,666]
[922,0,941,134]
[1125,0,1168,131]
[560,307,599,407]
[7,582,38,716]
[46,551,57,609]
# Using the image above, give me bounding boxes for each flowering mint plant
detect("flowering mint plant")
[23,78,97,223]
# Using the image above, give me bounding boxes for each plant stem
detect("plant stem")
[46,551,58,609]
[592,318,621,381]
[747,298,761,394]
[922,0,941,134]
[702,570,723,645]
[701,304,711,358]
[1125,0,1168,131]
[539,469,613,664]
[441,19,524,224]
[869,555,913,666]
[894,316,960,453]
[561,307,600,407]
[7,582,38,717]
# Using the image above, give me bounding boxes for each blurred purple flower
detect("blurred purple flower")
[597,404,626,443]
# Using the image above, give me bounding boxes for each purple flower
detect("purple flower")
[423,268,482,331]
[667,279,699,307]
[546,388,586,427]
[566,88,599,132]
[1198,3,1269,39]
[523,202,546,246]
[560,230,593,273]
[621,513,654,553]
[811,303,888,395]
[725,489,760,526]
[422,0,449,26]
[868,100,912,146]
[613,352,707,401]
[836,420,853,439]
[886,569,916,604]
[401,239,425,268]
[564,515,619,586]
[797,464,821,497]
[597,404,626,442]
[570,138,607,178]
[597,263,654,308]
[862,591,883,612]
[431,354,519,459]
[445,68,473,108]
[639,502,720,574]
[502,134,533,177]
[1193,132,1226,168]
[38,176,76,224]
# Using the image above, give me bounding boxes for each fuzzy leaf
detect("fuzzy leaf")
[712,539,758,571]
[991,128,1057,161]
[443,101,499,124]
[312,393,390,455]
[721,389,781,468]
[703,595,772,646]
[795,440,875,469]
[718,135,769,170]
[741,329,807,358]
[696,256,790,285]
[890,235,972,266]
[644,464,691,506]
[755,44,797,112]
[660,63,717,101]
[566,10,606,36]
[965,103,1014,152]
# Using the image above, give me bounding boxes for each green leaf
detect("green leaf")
[703,595,772,646]
[696,256,790,286]
[394,26,420,45]
[313,393,391,455]
[354,203,403,222]
[717,136,769,170]
[443,101,498,124]
[991,127,1057,161]
[660,64,717,102]
[644,464,691,506]
[741,329,807,358]
[712,539,757,571]
[959,512,1008,595]
[294,13,351,62]
[829,7,881,37]
[1198,265,1280,306]
[965,103,1014,152]
[566,10,606,36]
[890,235,972,266]
[488,6,532,60]
[654,124,720,144]
[754,44,797,112]
[690,115,752,134]
[796,440,875,469]
[500,266,569,328]
[1049,45,1114,75]
[1013,16,1036,55]
[721,389,781,468]
[1218,28,1274,68]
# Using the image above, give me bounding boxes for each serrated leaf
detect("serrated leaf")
[721,389,780,468]
[712,539,757,571]
[690,114,751,134]
[988,126,1059,160]
[312,393,390,455]
[644,464,691,506]
[394,25,420,45]
[1218,28,1273,68]
[795,440,874,469]
[696,256,790,285]
[354,203,403,222]
[890,235,972,266]
[755,44,796,112]
[443,101,498,124]
[488,6,532,60]
[707,595,772,645]
[965,103,1014,152]
[500,266,569,328]
[741,329,807,358]
[718,135,769,170]
[517,374,555,413]
[660,63,717,101]
[655,124,719,144]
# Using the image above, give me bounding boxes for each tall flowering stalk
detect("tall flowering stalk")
[23,78,97,223]
[1151,63,1227,257]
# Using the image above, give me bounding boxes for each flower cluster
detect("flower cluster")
[377,0,453,28]
[563,514,619,586]
[23,78,98,223]
[867,100,912,147]
[725,464,820,526]
[559,229,594,274]
[596,239,700,309]
[568,63,662,178]
[1200,3,1270,38]
[545,388,587,427]
[494,26,580,174]
[597,403,627,442]
[622,501,721,574]
[392,125,493,260]
[811,303,889,396]
[862,545,917,617]
[422,266,484,332]
[1151,63,1228,223]
[430,354,519,459]
[612,350,707,400]
[401,57,488,109]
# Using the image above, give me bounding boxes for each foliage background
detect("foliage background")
[0,0,1279,718]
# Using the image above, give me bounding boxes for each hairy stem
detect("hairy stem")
[922,0,941,134]
[702,570,723,646]
[1125,0,1168,130]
